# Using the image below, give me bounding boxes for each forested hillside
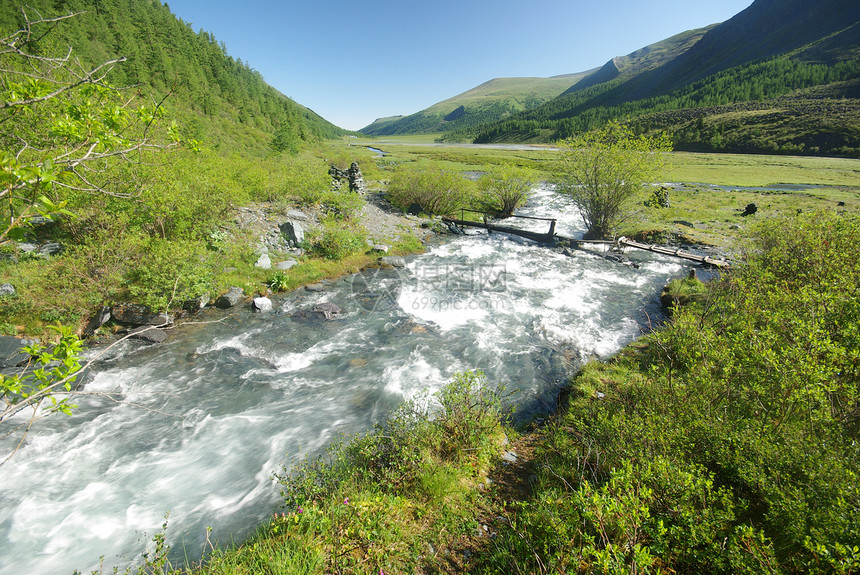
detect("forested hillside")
[0,0,358,336]
[0,0,345,152]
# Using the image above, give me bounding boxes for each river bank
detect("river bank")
[178,208,860,575]
[0,185,696,574]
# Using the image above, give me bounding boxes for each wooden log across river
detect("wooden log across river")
[441,212,730,269]
[616,237,730,268]
[441,216,556,244]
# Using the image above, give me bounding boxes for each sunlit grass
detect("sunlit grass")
[665,151,860,187]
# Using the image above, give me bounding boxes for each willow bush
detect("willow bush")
[385,163,477,216]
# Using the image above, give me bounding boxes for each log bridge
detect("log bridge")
[441,209,729,269]
[442,209,557,244]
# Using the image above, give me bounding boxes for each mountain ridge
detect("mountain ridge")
[443,0,860,156]
[359,72,595,136]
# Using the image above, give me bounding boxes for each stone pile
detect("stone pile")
[329,162,365,193]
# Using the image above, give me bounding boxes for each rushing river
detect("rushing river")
[0,188,687,574]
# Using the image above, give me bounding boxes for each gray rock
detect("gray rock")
[17,242,38,253]
[255,253,272,269]
[380,256,406,268]
[215,287,245,309]
[129,326,168,343]
[182,294,210,313]
[252,297,273,313]
[371,244,390,254]
[305,283,325,292]
[0,284,15,296]
[312,301,341,319]
[29,216,55,228]
[38,242,63,256]
[83,306,111,337]
[0,335,37,367]
[279,221,305,247]
[146,312,174,326]
[112,303,156,325]
[286,209,310,221]
[276,259,298,270]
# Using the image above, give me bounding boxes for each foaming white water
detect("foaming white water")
[0,187,688,574]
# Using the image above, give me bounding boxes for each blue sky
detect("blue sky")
[164,0,755,131]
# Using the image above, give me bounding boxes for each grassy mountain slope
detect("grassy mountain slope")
[359,72,593,137]
[451,0,860,157]
[566,25,716,94]
[629,0,860,98]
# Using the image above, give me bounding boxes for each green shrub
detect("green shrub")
[315,189,364,220]
[661,275,708,312]
[386,163,476,216]
[125,239,215,310]
[306,221,367,261]
[432,370,512,467]
[479,164,535,216]
[267,271,291,292]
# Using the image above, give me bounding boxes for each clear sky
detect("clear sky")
[163,0,755,131]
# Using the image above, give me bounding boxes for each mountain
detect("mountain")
[611,0,860,103]
[443,0,860,157]
[0,0,345,153]
[565,25,717,94]
[359,72,594,137]
[360,26,714,139]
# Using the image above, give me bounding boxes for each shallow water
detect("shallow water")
[0,188,685,574]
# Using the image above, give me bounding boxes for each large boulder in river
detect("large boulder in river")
[312,302,341,319]
[252,297,273,313]
[215,287,246,309]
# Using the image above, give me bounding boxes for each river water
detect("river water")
[0,188,685,574]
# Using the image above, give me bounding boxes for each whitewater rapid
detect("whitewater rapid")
[0,188,685,573]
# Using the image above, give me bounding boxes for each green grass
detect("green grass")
[627,181,860,247]
[478,211,860,574]
[369,144,859,247]
[359,133,446,144]
[665,151,860,187]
